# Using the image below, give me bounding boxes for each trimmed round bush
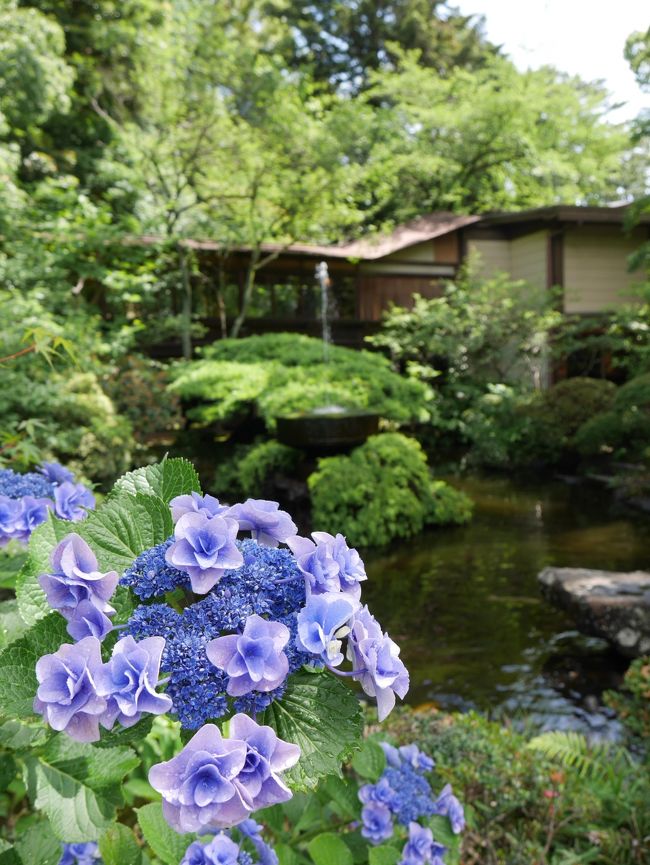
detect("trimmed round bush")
[575,373,650,461]
[308,433,472,547]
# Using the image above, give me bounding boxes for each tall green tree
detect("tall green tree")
[267,0,497,92]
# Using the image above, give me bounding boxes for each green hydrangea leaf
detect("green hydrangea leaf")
[0,614,69,717]
[307,833,353,865]
[16,493,173,626]
[0,839,21,865]
[98,823,142,865]
[136,802,194,865]
[261,669,363,792]
[351,739,386,781]
[0,599,29,650]
[0,718,49,751]
[14,820,62,865]
[113,458,201,503]
[368,846,401,865]
[24,738,138,842]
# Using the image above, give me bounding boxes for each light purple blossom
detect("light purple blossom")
[431,783,465,834]
[238,819,279,865]
[0,496,22,546]
[66,600,113,642]
[39,533,119,619]
[53,482,95,521]
[33,636,106,742]
[361,801,393,844]
[181,836,239,865]
[171,492,229,523]
[227,499,297,547]
[40,462,75,485]
[58,842,101,865]
[347,606,409,721]
[380,742,402,769]
[358,777,396,807]
[206,614,290,696]
[287,532,366,599]
[222,713,301,825]
[13,496,52,542]
[165,511,243,594]
[148,724,249,833]
[96,635,172,729]
[400,822,436,865]
[296,592,357,666]
[399,744,435,773]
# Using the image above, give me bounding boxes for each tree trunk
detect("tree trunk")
[229,253,258,338]
[179,246,193,359]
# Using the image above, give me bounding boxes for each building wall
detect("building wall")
[563,226,645,313]
[466,238,511,278]
[358,275,443,320]
[509,230,548,289]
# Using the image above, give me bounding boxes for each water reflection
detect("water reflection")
[363,475,649,737]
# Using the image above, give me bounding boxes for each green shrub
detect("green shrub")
[308,433,471,546]
[604,657,650,743]
[463,384,536,468]
[575,373,650,461]
[426,480,473,525]
[386,707,650,865]
[238,440,301,498]
[170,333,433,430]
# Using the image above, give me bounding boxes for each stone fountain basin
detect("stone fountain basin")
[276,408,379,450]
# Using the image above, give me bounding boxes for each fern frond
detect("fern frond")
[526,731,631,781]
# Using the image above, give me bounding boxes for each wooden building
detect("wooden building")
[157,205,649,347]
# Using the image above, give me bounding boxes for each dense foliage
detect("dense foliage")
[171,334,433,430]
[308,434,472,547]
[386,707,650,865]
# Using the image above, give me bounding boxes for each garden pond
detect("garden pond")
[363,474,650,739]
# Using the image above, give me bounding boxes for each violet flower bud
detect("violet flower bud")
[165,512,243,594]
[206,614,290,696]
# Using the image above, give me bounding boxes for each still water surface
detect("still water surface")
[363,475,650,737]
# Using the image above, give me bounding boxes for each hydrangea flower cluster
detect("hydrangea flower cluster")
[180,820,278,865]
[0,462,94,546]
[359,743,465,865]
[58,843,102,865]
[34,489,408,833]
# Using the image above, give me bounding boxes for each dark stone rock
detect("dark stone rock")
[538,567,650,658]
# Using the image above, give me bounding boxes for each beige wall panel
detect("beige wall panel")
[383,241,435,263]
[510,231,548,288]
[564,226,645,313]
[466,239,511,278]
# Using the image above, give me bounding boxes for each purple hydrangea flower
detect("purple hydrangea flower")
[380,742,402,769]
[58,842,101,865]
[347,606,409,721]
[33,636,106,742]
[66,600,113,642]
[431,783,465,834]
[171,492,229,523]
[39,533,119,620]
[0,495,23,546]
[148,723,249,833]
[206,614,290,696]
[53,482,95,521]
[165,512,243,594]
[287,532,366,599]
[238,820,279,865]
[227,500,297,547]
[40,462,75,485]
[220,713,301,826]
[13,496,52,542]
[181,836,239,865]
[96,635,172,730]
[358,777,396,808]
[399,744,435,773]
[296,593,357,666]
[400,822,435,865]
[361,801,393,844]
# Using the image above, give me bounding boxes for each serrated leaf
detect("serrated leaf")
[275,843,298,865]
[16,494,174,627]
[136,802,194,865]
[113,459,201,503]
[0,719,49,750]
[0,599,28,650]
[318,775,360,819]
[0,614,69,717]
[368,845,400,865]
[307,833,353,865]
[351,740,386,782]
[0,551,27,590]
[99,823,142,865]
[94,715,153,750]
[24,739,137,842]
[14,820,62,865]
[0,840,21,865]
[261,670,363,792]
[428,814,459,848]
